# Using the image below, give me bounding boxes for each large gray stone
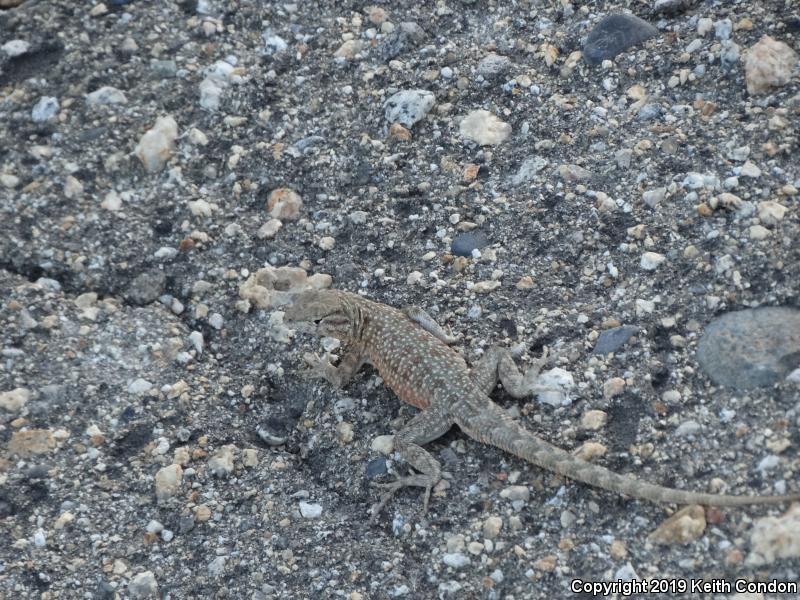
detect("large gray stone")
[583,14,659,66]
[696,307,800,389]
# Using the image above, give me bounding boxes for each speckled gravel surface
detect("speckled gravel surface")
[2,0,800,598]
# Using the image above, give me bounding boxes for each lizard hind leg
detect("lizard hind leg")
[371,407,453,521]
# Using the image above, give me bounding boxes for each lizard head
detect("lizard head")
[284,289,360,341]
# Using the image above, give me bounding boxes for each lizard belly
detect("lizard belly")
[373,358,431,409]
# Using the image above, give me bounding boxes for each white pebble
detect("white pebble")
[31,96,59,122]
[442,553,471,568]
[640,252,666,271]
[299,501,323,519]
[189,331,204,354]
[128,378,153,394]
[2,39,30,57]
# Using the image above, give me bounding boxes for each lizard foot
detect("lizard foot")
[301,352,342,387]
[521,346,551,386]
[370,474,439,522]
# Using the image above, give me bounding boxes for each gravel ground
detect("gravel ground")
[1,0,799,598]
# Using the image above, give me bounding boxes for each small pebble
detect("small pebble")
[299,501,323,519]
[383,90,435,128]
[459,110,511,145]
[31,96,60,122]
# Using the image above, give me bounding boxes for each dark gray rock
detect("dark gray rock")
[377,22,425,62]
[451,231,489,257]
[696,307,800,389]
[124,270,166,306]
[593,326,638,354]
[583,14,659,66]
[366,458,388,478]
[653,0,697,16]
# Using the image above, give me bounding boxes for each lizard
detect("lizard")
[283,288,800,518]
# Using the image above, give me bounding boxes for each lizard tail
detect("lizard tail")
[457,400,800,506]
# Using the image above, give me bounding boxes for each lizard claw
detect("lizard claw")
[302,352,338,383]
[302,352,348,388]
[370,474,439,522]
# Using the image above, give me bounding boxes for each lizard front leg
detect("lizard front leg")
[470,345,551,398]
[303,341,367,389]
[371,405,453,520]
[403,306,458,344]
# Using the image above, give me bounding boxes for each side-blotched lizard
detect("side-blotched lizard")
[284,289,799,517]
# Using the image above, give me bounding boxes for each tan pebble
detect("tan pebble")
[740,160,761,178]
[766,438,791,454]
[467,541,484,555]
[335,422,354,444]
[243,448,259,467]
[8,429,55,457]
[389,123,411,141]
[318,236,335,251]
[683,244,699,259]
[406,271,424,285]
[154,464,183,500]
[533,555,557,571]
[696,203,713,217]
[718,192,742,209]
[257,219,283,239]
[135,116,178,173]
[515,276,534,290]
[371,435,394,455]
[581,409,608,430]
[173,447,190,466]
[747,503,800,566]
[0,387,30,412]
[194,504,212,521]
[649,505,706,544]
[626,224,646,239]
[64,175,84,198]
[558,538,575,551]
[573,441,607,461]
[473,280,501,293]
[366,6,387,25]
[89,3,108,17]
[745,36,798,95]
[749,225,771,240]
[463,163,480,182]
[459,110,511,146]
[500,485,530,502]
[725,549,744,565]
[610,539,627,559]
[757,200,786,225]
[483,516,503,539]
[112,559,128,575]
[334,40,364,60]
[446,534,465,552]
[267,188,303,220]
[603,377,625,399]
[54,511,75,530]
[452,256,469,272]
